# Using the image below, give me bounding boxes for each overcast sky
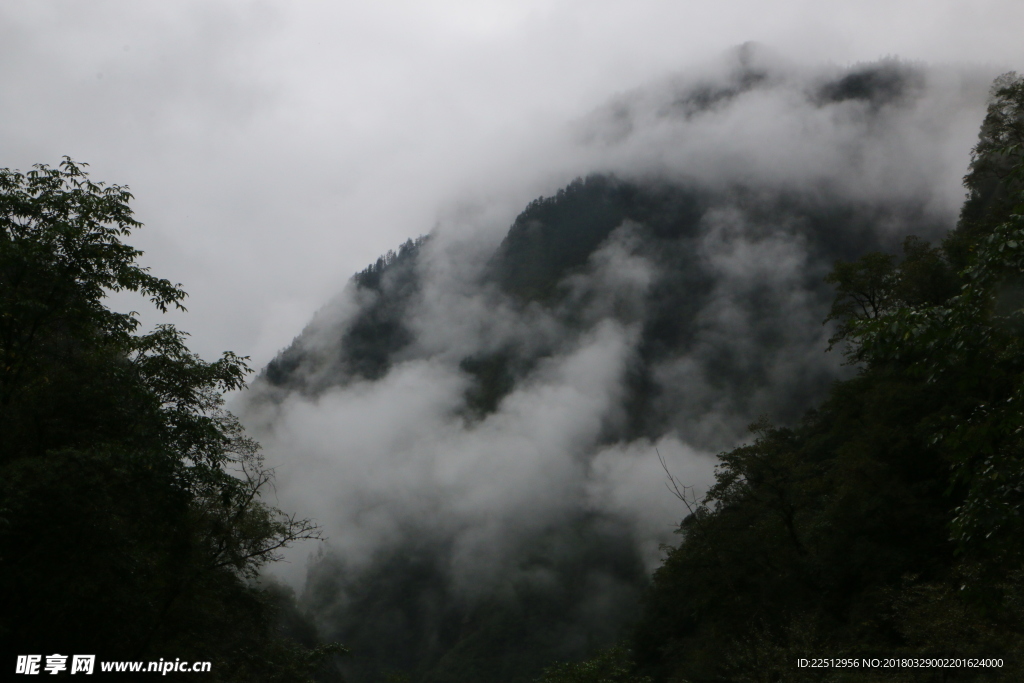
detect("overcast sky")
[2,0,1022,366]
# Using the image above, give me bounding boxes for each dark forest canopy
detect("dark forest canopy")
[0,159,343,681]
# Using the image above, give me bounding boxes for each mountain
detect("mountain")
[243,51,995,682]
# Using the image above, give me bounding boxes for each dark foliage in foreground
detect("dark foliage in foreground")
[0,159,343,680]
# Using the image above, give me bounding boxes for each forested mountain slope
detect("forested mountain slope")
[246,54,1002,682]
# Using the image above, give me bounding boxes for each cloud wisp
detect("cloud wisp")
[240,51,1000,678]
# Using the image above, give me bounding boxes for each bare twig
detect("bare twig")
[657,447,700,516]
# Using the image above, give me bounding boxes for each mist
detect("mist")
[3,2,1022,679]
[238,51,1001,678]
[2,1,1020,366]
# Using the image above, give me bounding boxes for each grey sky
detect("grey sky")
[2,0,1022,366]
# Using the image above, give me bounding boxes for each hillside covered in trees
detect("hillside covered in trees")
[247,58,1024,682]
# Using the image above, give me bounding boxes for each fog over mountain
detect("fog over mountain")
[241,48,997,681]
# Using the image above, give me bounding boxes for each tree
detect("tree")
[534,646,651,683]
[843,73,1024,562]
[0,158,341,680]
[824,237,958,357]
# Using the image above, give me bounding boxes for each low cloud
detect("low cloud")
[241,51,1000,675]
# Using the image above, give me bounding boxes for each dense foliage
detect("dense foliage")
[628,73,1024,682]
[0,159,342,680]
